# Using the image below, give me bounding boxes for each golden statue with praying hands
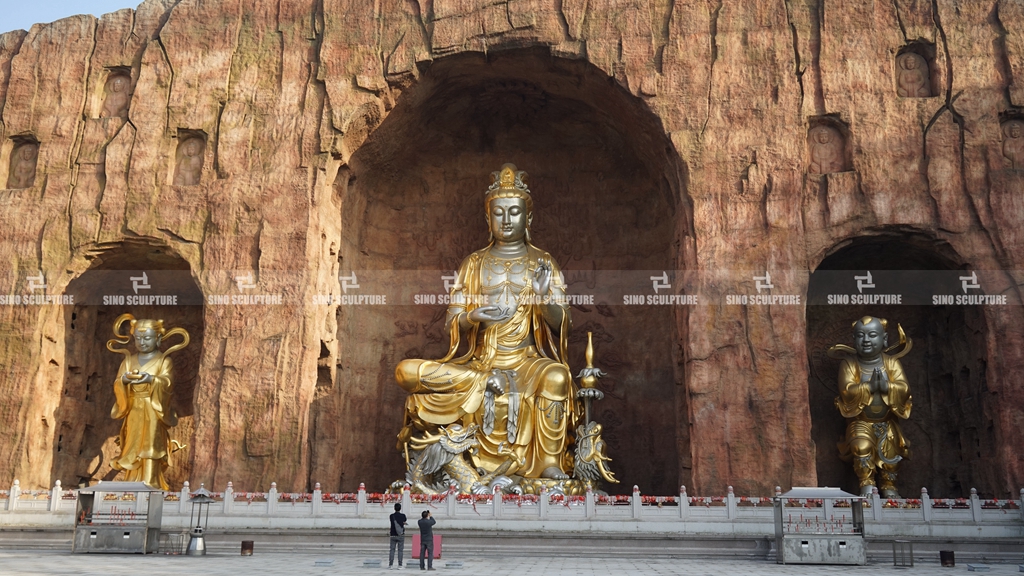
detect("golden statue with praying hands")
[394,164,617,495]
[106,314,190,490]
[829,316,913,498]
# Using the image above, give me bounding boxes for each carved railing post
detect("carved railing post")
[871,486,882,521]
[224,481,234,514]
[49,480,62,512]
[970,488,981,522]
[356,483,366,516]
[679,486,688,520]
[268,482,279,515]
[585,487,595,519]
[446,483,456,517]
[631,485,641,519]
[402,484,412,515]
[179,481,190,514]
[726,486,737,520]
[539,487,549,519]
[10,480,20,511]
[312,482,322,516]
[921,487,931,523]
[1019,489,1024,523]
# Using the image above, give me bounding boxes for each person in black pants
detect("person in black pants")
[389,503,407,569]
[417,510,436,571]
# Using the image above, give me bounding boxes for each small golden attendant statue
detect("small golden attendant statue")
[829,316,913,497]
[106,314,189,489]
[394,164,615,495]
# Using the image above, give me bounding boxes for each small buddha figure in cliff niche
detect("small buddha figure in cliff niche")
[173,136,204,186]
[7,141,39,189]
[100,74,131,119]
[829,316,912,498]
[1002,120,1024,170]
[808,125,846,174]
[107,314,190,489]
[896,52,931,98]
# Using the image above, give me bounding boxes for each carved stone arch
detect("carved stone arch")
[52,238,205,489]
[314,48,694,494]
[805,230,994,497]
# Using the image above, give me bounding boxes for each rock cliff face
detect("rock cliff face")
[0,0,1021,497]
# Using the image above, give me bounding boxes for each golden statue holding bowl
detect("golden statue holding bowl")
[106,314,189,490]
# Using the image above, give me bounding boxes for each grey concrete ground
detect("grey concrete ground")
[1,550,1022,575]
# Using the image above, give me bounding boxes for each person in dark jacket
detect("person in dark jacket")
[417,510,436,570]
[389,503,407,569]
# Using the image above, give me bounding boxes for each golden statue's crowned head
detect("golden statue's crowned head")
[485,163,534,242]
[133,318,167,335]
[486,163,533,213]
[852,315,888,331]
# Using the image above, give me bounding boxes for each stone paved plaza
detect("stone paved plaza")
[1,550,1022,575]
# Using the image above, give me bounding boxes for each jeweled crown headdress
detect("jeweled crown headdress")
[485,163,533,212]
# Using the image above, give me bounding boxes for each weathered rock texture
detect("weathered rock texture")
[0,0,1022,497]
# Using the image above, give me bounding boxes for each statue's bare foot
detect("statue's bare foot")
[880,488,901,499]
[541,466,569,480]
[859,485,875,497]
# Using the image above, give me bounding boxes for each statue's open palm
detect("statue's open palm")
[532,258,552,296]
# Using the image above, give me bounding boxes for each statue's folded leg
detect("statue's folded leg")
[844,420,877,489]
[396,358,487,426]
[518,361,572,478]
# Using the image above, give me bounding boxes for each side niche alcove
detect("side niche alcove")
[806,233,994,497]
[53,240,204,488]
[314,48,692,494]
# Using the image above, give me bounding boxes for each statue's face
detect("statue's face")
[109,76,125,92]
[1011,122,1022,139]
[488,196,529,242]
[134,327,160,353]
[853,318,887,358]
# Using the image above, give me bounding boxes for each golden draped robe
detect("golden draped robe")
[402,244,577,478]
[111,353,177,490]
[835,354,912,488]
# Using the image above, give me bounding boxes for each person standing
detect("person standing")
[389,503,407,569]
[417,510,436,571]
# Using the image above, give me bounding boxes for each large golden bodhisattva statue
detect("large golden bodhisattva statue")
[395,164,615,495]
[829,316,913,498]
[106,314,189,489]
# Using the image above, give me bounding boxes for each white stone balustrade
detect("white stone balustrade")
[1,479,1021,539]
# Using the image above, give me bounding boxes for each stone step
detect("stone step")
[1,527,1021,564]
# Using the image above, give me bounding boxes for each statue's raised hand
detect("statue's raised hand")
[532,258,552,296]
[468,305,513,326]
[875,367,889,393]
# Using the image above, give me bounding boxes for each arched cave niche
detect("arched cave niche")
[52,239,204,489]
[316,48,692,494]
[806,232,994,497]
[895,42,939,98]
